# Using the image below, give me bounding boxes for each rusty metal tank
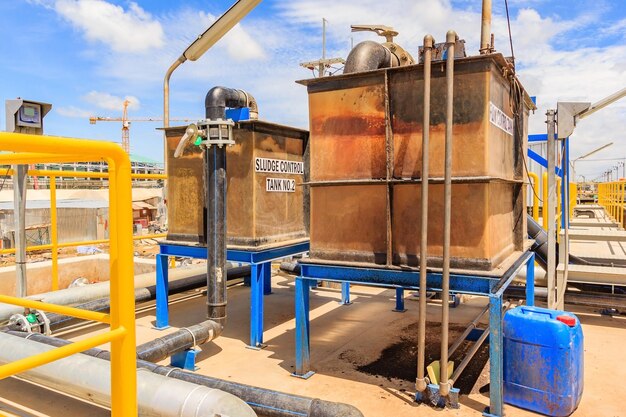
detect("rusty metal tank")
[165,120,309,249]
[300,53,533,271]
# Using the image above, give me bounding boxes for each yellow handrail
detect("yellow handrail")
[0,167,166,290]
[0,133,137,417]
[597,181,626,227]
[528,172,539,222]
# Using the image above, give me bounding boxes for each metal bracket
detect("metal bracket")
[197,118,235,148]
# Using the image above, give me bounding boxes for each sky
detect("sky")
[0,0,625,180]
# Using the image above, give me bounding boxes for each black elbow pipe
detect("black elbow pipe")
[344,41,395,74]
[6,331,365,417]
[205,86,257,120]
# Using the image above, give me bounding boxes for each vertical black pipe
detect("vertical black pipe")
[205,144,228,325]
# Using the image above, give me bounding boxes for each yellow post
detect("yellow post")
[0,133,138,417]
[528,172,539,222]
[49,176,58,291]
[542,172,548,230]
[556,178,562,241]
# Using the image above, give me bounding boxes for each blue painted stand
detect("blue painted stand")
[293,252,535,417]
[393,287,406,312]
[155,241,309,349]
[171,348,199,371]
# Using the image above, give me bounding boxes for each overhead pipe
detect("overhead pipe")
[416,34,434,395]
[7,331,364,417]
[439,30,457,398]
[0,332,256,417]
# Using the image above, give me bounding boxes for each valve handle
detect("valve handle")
[174,123,199,158]
[350,24,399,43]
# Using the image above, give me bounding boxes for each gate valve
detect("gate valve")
[351,24,399,43]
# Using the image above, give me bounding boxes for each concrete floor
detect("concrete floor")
[0,269,625,417]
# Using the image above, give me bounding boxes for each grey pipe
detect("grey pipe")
[0,264,239,322]
[344,41,395,74]
[0,332,256,417]
[416,34,434,394]
[479,0,492,54]
[439,30,456,397]
[446,303,489,359]
[7,332,364,417]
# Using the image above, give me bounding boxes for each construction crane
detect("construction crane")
[89,100,193,153]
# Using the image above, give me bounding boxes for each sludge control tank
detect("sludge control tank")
[165,120,309,249]
[299,49,534,272]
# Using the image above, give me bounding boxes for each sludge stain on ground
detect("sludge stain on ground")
[345,321,490,395]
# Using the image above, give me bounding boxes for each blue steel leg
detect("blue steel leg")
[340,282,351,305]
[526,253,536,307]
[154,254,170,330]
[294,277,315,379]
[484,293,504,417]
[249,262,265,349]
[263,261,272,295]
[393,287,406,312]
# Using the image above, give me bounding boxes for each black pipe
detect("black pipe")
[6,331,364,417]
[526,214,608,269]
[204,87,257,121]
[136,320,222,363]
[3,266,250,333]
[344,41,395,74]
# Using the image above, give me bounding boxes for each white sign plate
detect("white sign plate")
[255,157,304,175]
[489,102,514,136]
[266,178,296,193]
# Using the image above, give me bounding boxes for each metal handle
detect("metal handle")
[173,124,198,158]
[350,24,398,42]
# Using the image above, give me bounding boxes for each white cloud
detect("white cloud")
[56,105,92,118]
[54,0,164,53]
[82,91,140,111]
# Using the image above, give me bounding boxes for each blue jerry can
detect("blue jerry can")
[503,306,584,417]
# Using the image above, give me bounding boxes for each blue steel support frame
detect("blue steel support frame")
[294,251,535,417]
[155,241,309,349]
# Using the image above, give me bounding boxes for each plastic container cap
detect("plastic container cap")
[556,315,576,327]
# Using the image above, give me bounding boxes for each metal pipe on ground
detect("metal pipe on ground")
[0,332,256,417]
[439,30,457,398]
[446,303,489,359]
[3,265,250,333]
[0,264,238,322]
[136,320,221,363]
[416,33,434,395]
[7,331,364,417]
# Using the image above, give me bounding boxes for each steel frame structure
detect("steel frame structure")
[155,240,310,348]
[292,251,535,417]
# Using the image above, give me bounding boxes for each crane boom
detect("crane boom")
[88,100,193,153]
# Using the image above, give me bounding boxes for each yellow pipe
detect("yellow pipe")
[0,295,110,323]
[0,132,137,417]
[50,177,58,291]
[0,168,166,180]
[0,153,105,165]
[528,172,539,222]
[0,327,125,379]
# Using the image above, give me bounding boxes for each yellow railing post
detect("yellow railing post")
[50,176,58,291]
[528,172,539,222]
[0,133,138,417]
[542,172,548,230]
